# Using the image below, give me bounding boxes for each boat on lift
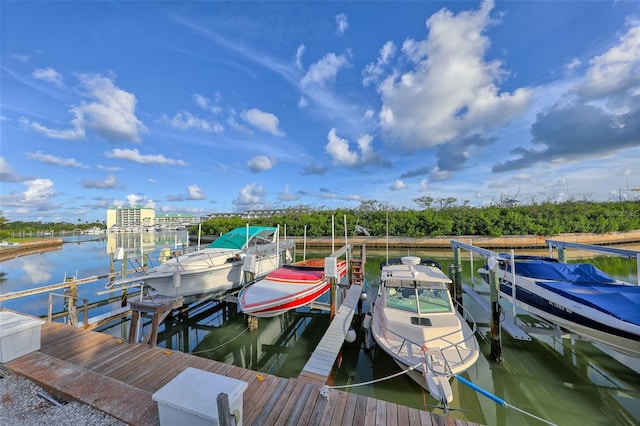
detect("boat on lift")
[369,256,480,408]
[238,257,347,318]
[478,254,640,358]
[106,225,294,300]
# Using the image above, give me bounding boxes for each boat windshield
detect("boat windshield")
[386,287,452,314]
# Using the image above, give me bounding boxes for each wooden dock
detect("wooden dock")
[299,284,363,385]
[2,318,479,425]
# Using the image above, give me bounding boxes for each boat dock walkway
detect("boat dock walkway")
[2,321,478,426]
[299,284,363,385]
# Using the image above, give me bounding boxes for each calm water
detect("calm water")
[1,233,639,426]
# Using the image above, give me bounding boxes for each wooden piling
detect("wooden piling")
[488,267,503,362]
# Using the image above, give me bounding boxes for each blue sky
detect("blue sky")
[2,1,640,224]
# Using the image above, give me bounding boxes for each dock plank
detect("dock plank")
[2,313,478,426]
[300,284,362,383]
[250,378,290,426]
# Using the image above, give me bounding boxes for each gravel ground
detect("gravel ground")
[0,373,126,426]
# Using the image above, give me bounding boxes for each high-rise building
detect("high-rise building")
[106,206,155,230]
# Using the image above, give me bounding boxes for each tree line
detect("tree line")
[2,200,638,240]
[194,200,640,238]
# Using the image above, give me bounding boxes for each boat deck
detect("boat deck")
[2,321,480,425]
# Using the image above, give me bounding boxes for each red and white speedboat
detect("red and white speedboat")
[238,258,347,318]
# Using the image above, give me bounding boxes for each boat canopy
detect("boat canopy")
[207,226,277,250]
[381,263,452,289]
[510,260,618,284]
[537,281,640,326]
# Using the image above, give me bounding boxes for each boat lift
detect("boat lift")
[450,240,531,362]
[546,239,640,285]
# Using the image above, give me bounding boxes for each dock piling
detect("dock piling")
[488,261,503,362]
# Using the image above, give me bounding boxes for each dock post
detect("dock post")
[488,264,503,362]
[330,277,337,320]
[557,247,567,263]
[452,247,463,309]
[67,282,78,327]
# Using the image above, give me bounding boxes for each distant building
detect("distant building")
[106,206,202,231]
[504,199,521,207]
[107,206,155,230]
[155,213,199,228]
[207,208,309,220]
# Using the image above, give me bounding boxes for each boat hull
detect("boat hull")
[238,258,346,318]
[499,281,640,358]
[369,257,479,403]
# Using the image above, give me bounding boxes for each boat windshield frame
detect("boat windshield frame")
[384,281,453,314]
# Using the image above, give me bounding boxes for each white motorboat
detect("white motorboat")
[106,226,294,300]
[478,254,640,358]
[369,256,479,407]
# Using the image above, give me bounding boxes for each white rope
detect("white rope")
[190,327,249,355]
[323,362,422,390]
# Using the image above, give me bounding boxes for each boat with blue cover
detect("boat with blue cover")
[478,254,640,358]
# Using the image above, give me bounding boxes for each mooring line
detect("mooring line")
[456,375,557,426]
[189,326,249,355]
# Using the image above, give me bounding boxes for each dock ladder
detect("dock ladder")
[350,244,366,286]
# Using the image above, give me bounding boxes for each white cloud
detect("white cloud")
[186,184,206,200]
[21,117,85,140]
[72,73,147,143]
[390,179,407,191]
[362,41,396,86]
[26,151,88,168]
[325,128,358,166]
[377,0,531,150]
[104,148,187,166]
[162,111,224,133]
[126,194,150,207]
[232,183,266,211]
[248,156,275,172]
[192,93,222,113]
[82,174,118,189]
[335,13,348,35]
[23,178,56,204]
[0,157,29,182]
[324,129,381,167]
[295,44,306,70]
[21,73,146,143]
[301,53,350,87]
[241,108,285,136]
[572,21,640,103]
[357,134,375,163]
[32,67,64,88]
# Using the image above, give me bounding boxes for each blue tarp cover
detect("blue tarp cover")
[508,258,640,326]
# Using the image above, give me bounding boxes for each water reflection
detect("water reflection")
[2,238,638,425]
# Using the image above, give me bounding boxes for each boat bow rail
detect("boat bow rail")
[374,309,479,373]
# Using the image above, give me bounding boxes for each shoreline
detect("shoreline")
[192,230,640,249]
[0,239,63,262]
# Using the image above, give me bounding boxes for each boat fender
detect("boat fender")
[362,312,372,330]
[345,328,357,343]
[172,270,181,288]
[243,254,257,273]
[360,291,368,301]
[320,385,331,398]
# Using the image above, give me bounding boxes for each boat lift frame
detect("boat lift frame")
[449,241,531,338]
[546,239,640,285]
